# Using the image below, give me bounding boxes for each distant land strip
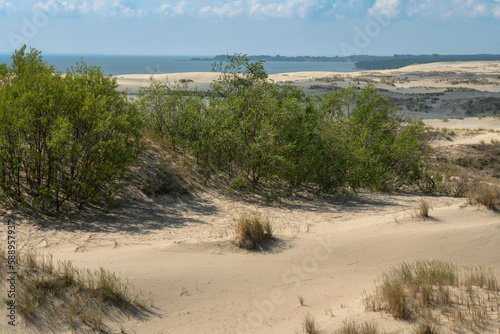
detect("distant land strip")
[191,54,500,70]
[355,55,500,70]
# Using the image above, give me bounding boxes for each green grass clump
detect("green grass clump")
[234,210,273,249]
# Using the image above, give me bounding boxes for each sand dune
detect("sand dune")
[8,190,500,333]
[2,61,500,334]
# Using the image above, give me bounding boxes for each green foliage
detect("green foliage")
[136,77,205,153]
[0,46,142,214]
[136,54,430,195]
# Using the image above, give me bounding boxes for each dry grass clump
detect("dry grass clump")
[417,198,432,219]
[337,319,381,334]
[414,322,440,334]
[303,313,319,334]
[234,210,273,249]
[467,183,500,209]
[0,248,152,332]
[365,260,500,333]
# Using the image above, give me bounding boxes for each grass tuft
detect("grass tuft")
[414,322,440,334]
[234,210,273,249]
[417,198,431,219]
[303,313,319,334]
[337,319,380,334]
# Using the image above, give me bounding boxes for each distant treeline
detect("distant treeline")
[193,55,395,63]
[191,54,500,70]
[355,54,500,70]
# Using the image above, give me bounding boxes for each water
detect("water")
[0,54,357,75]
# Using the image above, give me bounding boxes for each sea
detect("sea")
[0,54,357,76]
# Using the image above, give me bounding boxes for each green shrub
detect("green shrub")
[136,77,205,152]
[0,46,142,214]
[136,54,430,195]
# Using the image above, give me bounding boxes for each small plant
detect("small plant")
[468,183,499,209]
[234,210,273,249]
[337,319,380,334]
[298,295,305,306]
[303,313,318,334]
[417,198,431,219]
[291,223,301,238]
[414,323,440,334]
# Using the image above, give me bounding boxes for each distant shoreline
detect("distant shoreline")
[192,54,500,70]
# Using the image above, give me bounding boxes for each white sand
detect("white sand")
[8,190,500,333]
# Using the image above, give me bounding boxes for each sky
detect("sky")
[0,0,499,56]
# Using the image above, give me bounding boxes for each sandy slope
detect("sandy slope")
[2,62,500,334]
[5,191,500,334]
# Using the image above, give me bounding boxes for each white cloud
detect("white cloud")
[494,5,500,18]
[199,1,244,18]
[112,0,146,17]
[31,0,148,17]
[325,0,363,19]
[33,0,75,13]
[198,0,322,19]
[0,0,15,11]
[471,3,487,16]
[406,0,496,19]
[157,1,187,15]
[441,10,453,20]
[249,0,322,19]
[368,0,401,18]
[24,0,500,21]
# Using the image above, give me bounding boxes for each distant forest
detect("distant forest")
[355,54,500,70]
[191,54,500,70]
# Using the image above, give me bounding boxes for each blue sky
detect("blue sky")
[0,0,499,56]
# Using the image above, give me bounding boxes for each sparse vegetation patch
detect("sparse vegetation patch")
[337,319,381,334]
[0,248,152,332]
[365,260,500,332]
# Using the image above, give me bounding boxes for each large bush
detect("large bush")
[0,47,142,213]
[136,54,430,194]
